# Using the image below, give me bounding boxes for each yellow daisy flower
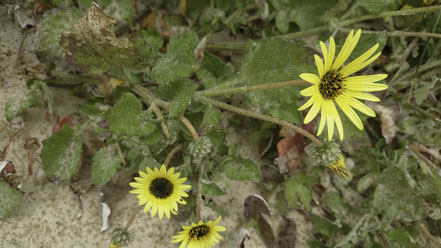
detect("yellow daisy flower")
[326,155,353,182]
[129,164,191,220]
[171,216,227,248]
[298,29,388,141]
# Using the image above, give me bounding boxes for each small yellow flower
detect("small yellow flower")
[326,155,353,182]
[298,29,388,141]
[129,164,191,220]
[171,216,227,248]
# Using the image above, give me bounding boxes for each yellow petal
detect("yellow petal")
[341,51,382,77]
[298,95,315,111]
[332,29,354,70]
[346,82,388,92]
[326,37,336,72]
[314,54,324,78]
[344,74,388,84]
[335,97,363,130]
[345,91,380,102]
[303,98,321,124]
[319,41,329,72]
[326,103,336,141]
[341,94,375,117]
[339,44,379,77]
[299,73,320,84]
[328,102,344,140]
[299,85,318,97]
[317,102,327,136]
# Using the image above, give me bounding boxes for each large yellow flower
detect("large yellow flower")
[171,216,227,248]
[298,29,388,141]
[129,164,191,220]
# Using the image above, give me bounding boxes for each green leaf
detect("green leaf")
[287,0,338,30]
[202,53,235,80]
[156,79,198,118]
[41,124,83,180]
[150,31,200,83]
[386,228,419,248]
[223,156,261,182]
[202,105,221,128]
[92,146,122,187]
[60,5,149,76]
[310,214,339,239]
[107,92,157,136]
[134,29,164,58]
[276,10,290,33]
[31,7,84,62]
[5,82,45,121]
[373,167,429,221]
[363,0,399,14]
[0,180,23,219]
[241,38,315,123]
[285,173,319,211]
[202,182,226,195]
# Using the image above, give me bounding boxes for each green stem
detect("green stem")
[339,28,441,39]
[195,95,322,146]
[164,144,183,167]
[206,5,441,50]
[177,115,200,142]
[195,160,206,220]
[396,59,441,82]
[407,9,441,104]
[197,80,309,97]
[152,104,171,139]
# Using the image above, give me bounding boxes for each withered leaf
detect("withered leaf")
[244,194,271,219]
[60,4,150,76]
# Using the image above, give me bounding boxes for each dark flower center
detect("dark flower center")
[149,178,174,199]
[319,71,344,100]
[189,225,210,240]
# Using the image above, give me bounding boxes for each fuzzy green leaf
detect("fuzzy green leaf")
[41,124,83,180]
[0,180,23,219]
[363,0,399,14]
[386,228,418,248]
[202,182,226,195]
[107,92,157,136]
[92,146,122,187]
[202,105,221,128]
[373,167,429,221]
[150,31,200,83]
[310,214,338,239]
[31,7,84,62]
[5,83,45,121]
[223,156,261,182]
[156,79,198,118]
[241,38,315,124]
[287,0,338,30]
[285,173,319,211]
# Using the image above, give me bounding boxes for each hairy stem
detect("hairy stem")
[114,140,127,167]
[152,104,171,139]
[197,80,309,97]
[130,84,170,110]
[164,144,183,167]
[195,95,322,146]
[177,115,200,142]
[124,205,143,230]
[195,161,205,220]
[207,5,441,50]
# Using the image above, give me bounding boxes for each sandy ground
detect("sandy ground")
[0,2,314,248]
